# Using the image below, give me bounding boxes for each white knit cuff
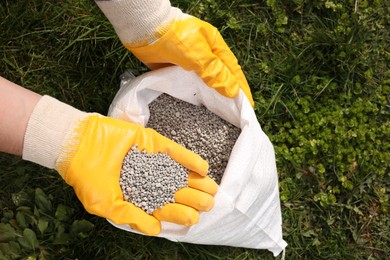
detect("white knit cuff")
[95,0,183,46]
[22,96,88,169]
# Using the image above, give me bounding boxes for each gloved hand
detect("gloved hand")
[23,96,218,236]
[128,16,254,107]
[95,0,254,107]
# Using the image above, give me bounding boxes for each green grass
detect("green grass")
[1,0,389,259]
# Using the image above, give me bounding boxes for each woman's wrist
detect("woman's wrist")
[0,77,42,156]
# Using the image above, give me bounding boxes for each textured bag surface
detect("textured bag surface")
[107,66,287,256]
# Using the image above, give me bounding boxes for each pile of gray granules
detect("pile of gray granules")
[120,145,188,214]
[146,93,241,185]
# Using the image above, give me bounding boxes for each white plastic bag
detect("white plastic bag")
[107,66,287,257]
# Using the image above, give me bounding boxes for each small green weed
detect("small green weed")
[0,187,94,259]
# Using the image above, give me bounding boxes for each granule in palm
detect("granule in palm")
[120,145,188,214]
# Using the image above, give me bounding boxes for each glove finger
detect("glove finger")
[188,171,218,196]
[108,200,161,236]
[208,28,254,106]
[181,18,242,99]
[206,53,254,107]
[195,49,240,98]
[152,203,199,226]
[174,187,215,212]
[141,128,209,176]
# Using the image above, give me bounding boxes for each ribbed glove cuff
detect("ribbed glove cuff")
[95,0,183,47]
[22,95,88,169]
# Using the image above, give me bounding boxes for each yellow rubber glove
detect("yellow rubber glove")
[127,17,255,107]
[55,114,218,236]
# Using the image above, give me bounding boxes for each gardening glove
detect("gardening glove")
[95,0,254,107]
[23,96,218,236]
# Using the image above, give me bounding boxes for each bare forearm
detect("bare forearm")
[0,77,41,156]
